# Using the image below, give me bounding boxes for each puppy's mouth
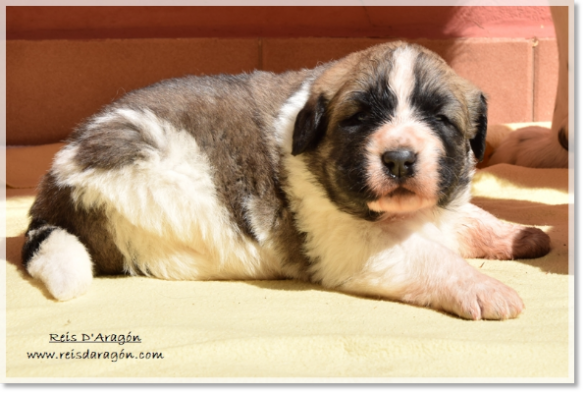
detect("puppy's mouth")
[366,185,435,214]
[386,186,415,198]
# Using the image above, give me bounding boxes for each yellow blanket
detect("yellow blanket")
[3,139,571,381]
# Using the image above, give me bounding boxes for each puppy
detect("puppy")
[22,42,550,320]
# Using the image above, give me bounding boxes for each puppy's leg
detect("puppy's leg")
[455,203,551,260]
[488,7,569,168]
[337,233,525,320]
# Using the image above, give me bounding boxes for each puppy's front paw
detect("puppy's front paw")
[443,273,524,320]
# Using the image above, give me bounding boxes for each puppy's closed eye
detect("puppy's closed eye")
[342,111,370,128]
[435,114,451,125]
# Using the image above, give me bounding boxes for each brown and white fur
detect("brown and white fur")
[22,42,550,320]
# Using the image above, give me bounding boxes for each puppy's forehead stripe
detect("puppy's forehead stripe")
[388,45,417,121]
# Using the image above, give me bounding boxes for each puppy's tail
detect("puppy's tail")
[22,220,93,301]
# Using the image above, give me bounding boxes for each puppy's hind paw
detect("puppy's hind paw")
[25,229,93,301]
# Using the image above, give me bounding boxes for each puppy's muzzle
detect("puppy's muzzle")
[382,149,417,180]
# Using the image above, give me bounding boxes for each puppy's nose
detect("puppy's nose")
[382,149,416,179]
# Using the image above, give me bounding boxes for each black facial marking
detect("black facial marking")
[410,77,464,158]
[340,73,398,132]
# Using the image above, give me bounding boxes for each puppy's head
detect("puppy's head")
[292,42,487,220]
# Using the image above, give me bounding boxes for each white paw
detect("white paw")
[27,229,93,301]
[488,126,568,168]
[442,272,524,320]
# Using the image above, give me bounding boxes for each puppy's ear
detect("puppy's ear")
[292,94,329,156]
[469,93,488,162]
